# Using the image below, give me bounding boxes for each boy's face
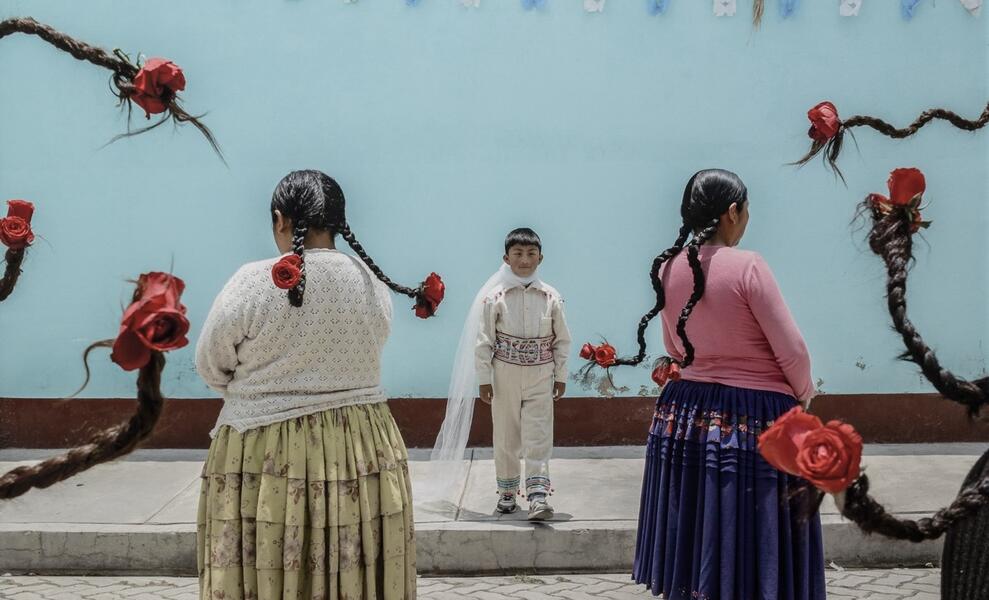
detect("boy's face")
[504,244,543,278]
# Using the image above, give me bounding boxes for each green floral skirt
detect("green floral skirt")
[197,402,417,600]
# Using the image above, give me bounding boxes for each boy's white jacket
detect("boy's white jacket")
[430,264,540,467]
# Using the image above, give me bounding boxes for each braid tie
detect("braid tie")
[287,219,308,307]
[868,207,987,415]
[0,17,223,159]
[339,223,417,298]
[840,471,989,542]
[614,224,691,367]
[0,248,26,301]
[674,220,719,368]
[0,352,165,500]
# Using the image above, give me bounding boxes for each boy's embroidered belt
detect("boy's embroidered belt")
[494,332,555,366]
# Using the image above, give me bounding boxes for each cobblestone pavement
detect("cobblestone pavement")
[0,569,941,599]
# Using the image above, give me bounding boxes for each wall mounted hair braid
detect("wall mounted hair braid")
[0,17,222,159]
[0,200,36,302]
[864,168,988,416]
[752,0,765,27]
[838,470,989,543]
[794,100,989,179]
[0,272,188,500]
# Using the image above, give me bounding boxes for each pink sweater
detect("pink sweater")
[660,245,815,402]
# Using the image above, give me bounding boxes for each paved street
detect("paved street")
[0,569,941,599]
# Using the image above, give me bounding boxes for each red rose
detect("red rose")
[580,343,597,361]
[794,421,863,493]
[593,343,617,368]
[668,362,681,381]
[110,272,190,371]
[887,168,926,207]
[807,101,841,142]
[414,272,445,319]
[651,363,670,386]
[757,406,823,476]
[0,199,35,250]
[271,254,303,290]
[130,58,186,118]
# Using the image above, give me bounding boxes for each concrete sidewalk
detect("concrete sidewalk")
[0,444,983,575]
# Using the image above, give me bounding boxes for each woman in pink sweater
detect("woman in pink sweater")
[622,169,825,600]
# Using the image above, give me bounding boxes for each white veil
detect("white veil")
[417,264,536,511]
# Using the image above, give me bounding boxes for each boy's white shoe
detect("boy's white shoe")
[496,492,519,514]
[527,494,554,521]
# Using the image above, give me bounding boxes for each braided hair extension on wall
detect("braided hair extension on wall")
[0,17,222,158]
[839,469,989,543]
[0,248,25,301]
[795,101,989,177]
[865,199,988,416]
[0,351,165,500]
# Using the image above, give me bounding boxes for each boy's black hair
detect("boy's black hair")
[504,228,542,254]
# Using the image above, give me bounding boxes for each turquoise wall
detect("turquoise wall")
[1,0,986,400]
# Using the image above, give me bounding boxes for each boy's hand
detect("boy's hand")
[479,384,494,405]
[553,382,566,401]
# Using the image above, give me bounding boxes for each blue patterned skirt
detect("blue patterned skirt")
[633,380,826,600]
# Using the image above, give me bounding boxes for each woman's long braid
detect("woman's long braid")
[840,470,989,542]
[868,207,988,415]
[614,224,691,367]
[287,219,308,307]
[0,248,25,301]
[675,220,720,368]
[0,352,165,500]
[0,17,222,159]
[339,223,418,298]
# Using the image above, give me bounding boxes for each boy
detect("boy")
[476,228,571,520]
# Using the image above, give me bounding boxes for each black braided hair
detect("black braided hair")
[288,218,308,307]
[270,170,419,308]
[865,198,988,416]
[838,469,989,544]
[338,223,417,299]
[795,101,989,178]
[613,169,748,373]
[676,219,720,368]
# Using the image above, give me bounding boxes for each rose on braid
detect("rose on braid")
[110,272,190,371]
[0,200,35,250]
[414,272,445,319]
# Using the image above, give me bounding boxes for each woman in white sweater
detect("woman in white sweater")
[195,170,443,600]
